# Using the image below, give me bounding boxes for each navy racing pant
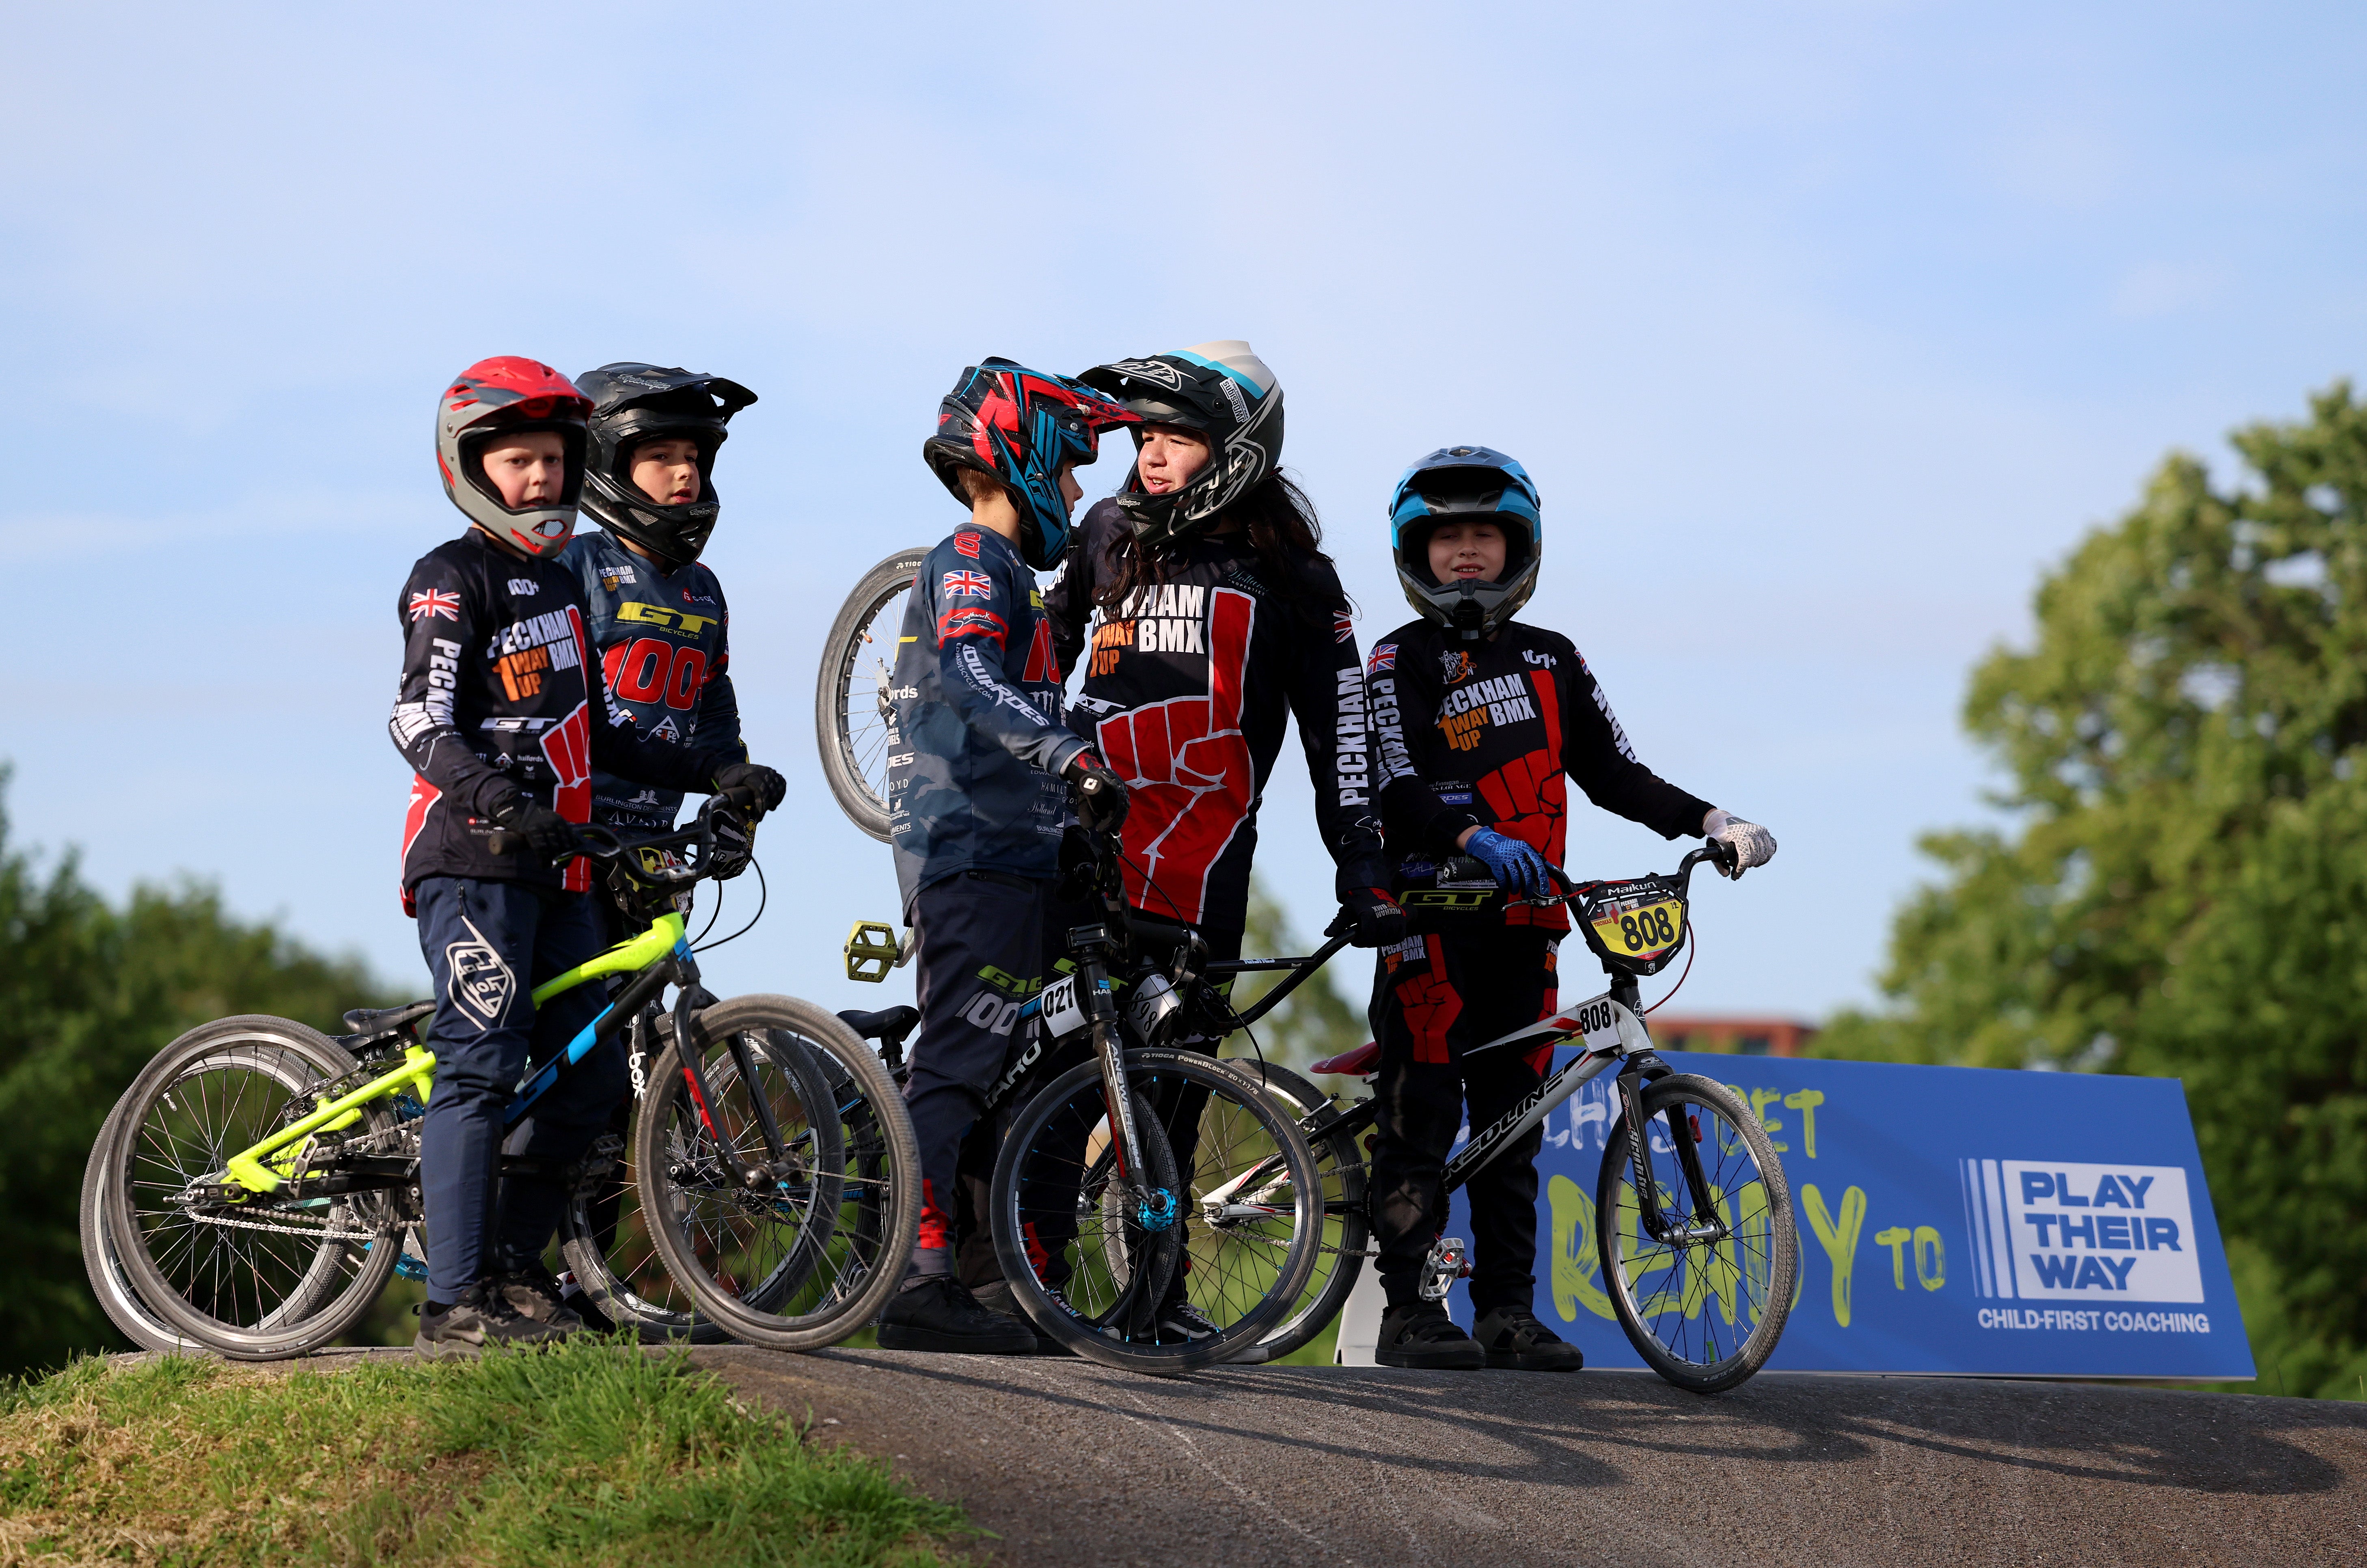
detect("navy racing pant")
[412,876,627,1303]
[1368,927,1560,1315]
[903,869,1050,1284]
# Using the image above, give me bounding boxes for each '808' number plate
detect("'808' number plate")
[1587,896,1684,964]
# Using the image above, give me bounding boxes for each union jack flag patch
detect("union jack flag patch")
[943,569,994,599]
[1367,642,1397,673]
[1334,610,1355,643]
[408,589,461,623]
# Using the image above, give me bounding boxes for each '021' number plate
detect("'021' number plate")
[1589,897,1683,961]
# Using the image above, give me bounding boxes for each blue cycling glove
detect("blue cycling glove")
[1463,828,1557,899]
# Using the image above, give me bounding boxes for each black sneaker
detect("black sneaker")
[1156,1295,1221,1343]
[877,1275,1037,1354]
[1374,1302,1486,1370]
[1471,1304,1584,1372]
[414,1281,570,1358]
[973,1279,1075,1356]
[491,1261,586,1332]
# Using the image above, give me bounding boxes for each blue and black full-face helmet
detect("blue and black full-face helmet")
[1388,446,1543,641]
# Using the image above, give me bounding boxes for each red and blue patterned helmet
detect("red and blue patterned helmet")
[435,356,593,559]
[923,358,1139,569]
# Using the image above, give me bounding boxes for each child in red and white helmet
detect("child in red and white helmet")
[392,356,786,1356]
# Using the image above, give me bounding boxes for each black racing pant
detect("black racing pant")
[412,876,623,1302]
[1368,927,1560,1314]
[904,870,1051,1283]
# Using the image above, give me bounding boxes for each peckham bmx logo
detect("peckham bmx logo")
[1960,1159,2212,1333]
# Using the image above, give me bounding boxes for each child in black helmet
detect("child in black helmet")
[562,365,760,906]
[874,359,1139,1354]
[1363,445,1776,1370]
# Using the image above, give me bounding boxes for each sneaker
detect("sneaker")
[972,1279,1075,1355]
[1374,1301,1486,1370]
[490,1261,586,1332]
[876,1275,1037,1354]
[1472,1304,1584,1372]
[413,1281,570,1358]
[1156,1295,1222,1343]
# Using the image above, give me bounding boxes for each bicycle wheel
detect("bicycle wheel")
[1226,1060,1371,1365]
[559,1125,728,1344]
[1596,1071,1797,1393]
[566,1015,842,1344]
[104,1016,405,1359]
[80,1097,203,1354]
[993,1049,1321,1374]
[636,995,918,1350]
[816,546,925,841]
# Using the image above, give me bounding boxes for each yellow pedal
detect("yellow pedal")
[845,920,904,983]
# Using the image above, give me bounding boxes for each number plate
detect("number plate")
[1040,976,1085,1040]
[1588,897,1684,962]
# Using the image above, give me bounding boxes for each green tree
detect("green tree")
[1820,383,2367,1398]
[0,779,389,1375]
[1221,878,1368,1073]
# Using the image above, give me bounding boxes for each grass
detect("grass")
[0,1337,968,1567]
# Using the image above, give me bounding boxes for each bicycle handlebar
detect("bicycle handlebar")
[483,787,760,886]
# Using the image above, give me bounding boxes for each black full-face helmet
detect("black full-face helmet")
[576,364,758,571]
[1078,340,1284,549]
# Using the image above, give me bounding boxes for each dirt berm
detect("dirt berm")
[698,1347,2363,1567]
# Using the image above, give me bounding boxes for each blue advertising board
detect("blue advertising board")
[1435,1051,2254,1379]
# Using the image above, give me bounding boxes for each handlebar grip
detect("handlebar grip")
[487,830,520,856]
[1441,855,1489,882]
[716,785,757,809]
[1324,908,1354,939]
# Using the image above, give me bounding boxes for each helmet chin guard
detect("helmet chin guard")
[1387,445,1544,640]
[435,357,593,560]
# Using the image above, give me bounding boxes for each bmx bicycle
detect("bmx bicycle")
[84,793,919,1358]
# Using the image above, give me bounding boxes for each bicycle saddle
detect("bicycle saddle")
[1312,1040,1381,1076]
[837,1005,920,1050]
[341,1001,435,1036]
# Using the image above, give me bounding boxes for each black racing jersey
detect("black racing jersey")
[1045,499,1387,934]
[1367,618,1711,932]
[559,530,745,832]
[886,524,1088,909]
[391,529,727,908]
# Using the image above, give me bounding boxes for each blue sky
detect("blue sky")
[4,3,2362,1022]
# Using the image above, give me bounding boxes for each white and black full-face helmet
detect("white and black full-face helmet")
[1389,445,1544,641]
[1079,340,1284,548]
[576,364,758,571]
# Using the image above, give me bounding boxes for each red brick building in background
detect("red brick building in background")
[1648,1016,1818,1057]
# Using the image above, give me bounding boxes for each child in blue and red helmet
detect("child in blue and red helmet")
[874,358,1139,1354]
[1363,444,1776,1371]
[391,357,785,1356]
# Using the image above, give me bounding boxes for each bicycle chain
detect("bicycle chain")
[177,1210,388,1243]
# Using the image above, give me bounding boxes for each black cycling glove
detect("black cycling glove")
[1342,886,1408,950]
[489,792,576,862]
[712,761,787,817]
[1063,751,1130,835]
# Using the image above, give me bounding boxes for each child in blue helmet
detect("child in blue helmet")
[1363,445,1776,1370]
[874,359,1139,1353]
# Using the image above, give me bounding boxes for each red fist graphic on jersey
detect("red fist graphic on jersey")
[1092,588,1257,924]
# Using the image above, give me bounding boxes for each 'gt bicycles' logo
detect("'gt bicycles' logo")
[1959,1159,2203,1303]
[444,919,516,1024]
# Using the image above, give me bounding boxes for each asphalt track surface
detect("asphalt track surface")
[697,1348,2366,1567]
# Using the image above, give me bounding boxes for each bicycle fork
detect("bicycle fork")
[662,955,807,1195]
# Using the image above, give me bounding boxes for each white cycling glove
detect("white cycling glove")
[1702,809,1777,877]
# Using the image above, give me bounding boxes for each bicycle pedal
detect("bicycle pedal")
[1418,1237,1469,1302]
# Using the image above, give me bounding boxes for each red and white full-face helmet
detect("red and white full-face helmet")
[434,357,593,559]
